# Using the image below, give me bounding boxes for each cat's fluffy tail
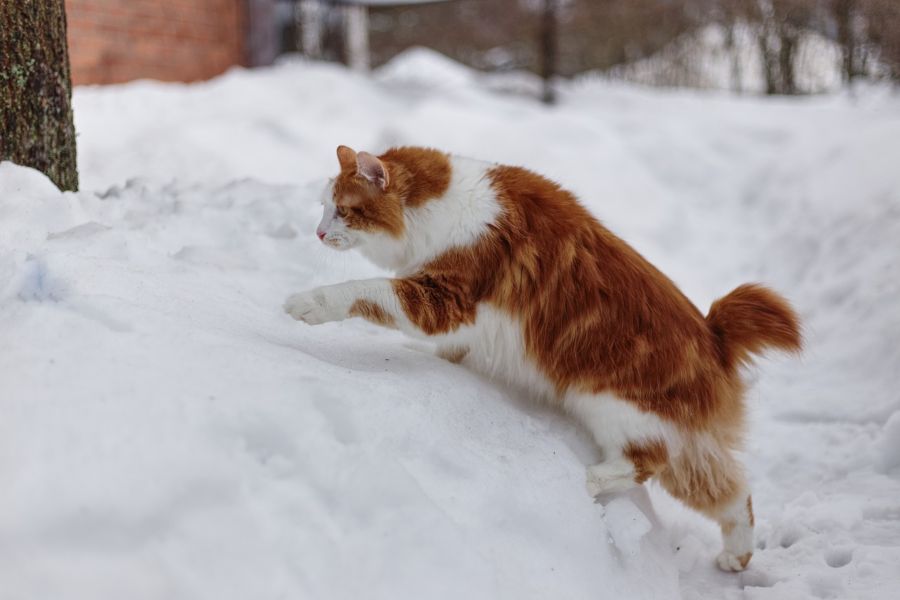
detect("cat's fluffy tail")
[707,283,802,371]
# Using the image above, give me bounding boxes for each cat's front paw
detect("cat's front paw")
[284,288,344,325]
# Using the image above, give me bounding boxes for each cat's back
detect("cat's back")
[464,164,724,420]
[478,162,714,370]
[419,155,707,339]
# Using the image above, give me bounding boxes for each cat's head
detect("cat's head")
[315,145,405,253]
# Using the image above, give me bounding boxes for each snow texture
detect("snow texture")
[2,50,899,599]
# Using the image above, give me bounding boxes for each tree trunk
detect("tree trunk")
[0,0,78,191]
[778,26,798,94]
[724,22,743,94]
[833,0,854,83]
[758,30,780,94]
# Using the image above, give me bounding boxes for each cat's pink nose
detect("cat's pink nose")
[316,229,326,240]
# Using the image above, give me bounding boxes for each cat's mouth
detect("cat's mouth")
[321,233,356,251]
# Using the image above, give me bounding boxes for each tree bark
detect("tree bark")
[0,0,78,191]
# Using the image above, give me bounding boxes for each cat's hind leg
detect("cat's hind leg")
[659,440,754,571]
[714,492,755,571]
[566,393,673,499]
[585,438,670,497]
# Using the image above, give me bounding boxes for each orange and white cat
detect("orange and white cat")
[285,145,801,571]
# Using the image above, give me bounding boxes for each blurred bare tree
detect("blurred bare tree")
[323,0,900,93]
[562,0,700,74]
[860,0,900,81]
[751,0,819,94]
[369,1,537,71]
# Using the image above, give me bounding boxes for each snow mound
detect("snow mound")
[376,46,478,89]
[4,51,900,599]
[0,162,678,599]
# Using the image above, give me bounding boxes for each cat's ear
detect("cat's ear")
[336,145,357,172]
[357,151,389,191]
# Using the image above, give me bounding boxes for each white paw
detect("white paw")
[283,289,342,325]
[716,550,751,572]
[586,472,609,499]
[585,461,637,499]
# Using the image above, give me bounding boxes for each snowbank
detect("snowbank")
[2,50,899,599]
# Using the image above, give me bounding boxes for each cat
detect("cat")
[284,145,801,572]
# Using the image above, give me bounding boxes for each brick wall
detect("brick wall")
[65,0,247,85]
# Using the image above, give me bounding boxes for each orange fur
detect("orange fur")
[748,496,755,527]
[708,283,802,372]
[624,439,669,484]
[378,146,451,208]
[349,299,396,328]
[377,162,800,435]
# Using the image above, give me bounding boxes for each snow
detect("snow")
[2,50,899,599]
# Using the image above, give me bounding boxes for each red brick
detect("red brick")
[65,0,247,85]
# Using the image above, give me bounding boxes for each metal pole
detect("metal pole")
[540,0,558,105]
